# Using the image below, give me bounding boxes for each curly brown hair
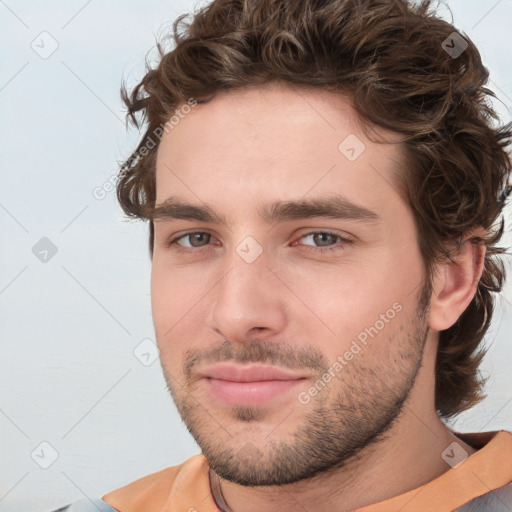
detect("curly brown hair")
[116,0,512,420]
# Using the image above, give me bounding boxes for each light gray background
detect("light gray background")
[0,1,511,511]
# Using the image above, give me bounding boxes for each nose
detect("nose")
[206,247,288,343]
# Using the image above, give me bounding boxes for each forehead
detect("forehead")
[154,82,407,215]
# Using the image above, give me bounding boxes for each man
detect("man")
[52,0,512,510]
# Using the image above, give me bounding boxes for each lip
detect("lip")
[199,363,308,406]
[199,363,308,382]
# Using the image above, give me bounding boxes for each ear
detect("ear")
[428,227,487,332]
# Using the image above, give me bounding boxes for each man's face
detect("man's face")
[151,82,431,486]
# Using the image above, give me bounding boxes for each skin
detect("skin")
[150,81,485,512]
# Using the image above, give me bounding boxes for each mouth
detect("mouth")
[199,363,309,406]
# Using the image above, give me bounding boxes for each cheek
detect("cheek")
[150,269,183,375]
[150,261,187,340]
[150,260,209,352]
[150,264,169,326]
[287,258,412,353]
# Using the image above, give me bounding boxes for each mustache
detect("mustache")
[183,339,328,381]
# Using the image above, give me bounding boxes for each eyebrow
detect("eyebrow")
[152,195,380,226]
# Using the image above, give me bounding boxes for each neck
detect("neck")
[210,415,475,512]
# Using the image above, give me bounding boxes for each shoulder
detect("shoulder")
[48,456,202,512]
[453,429,512,511]
[47,498,120,511]
[101,454,206,512]
[455,482,512,511]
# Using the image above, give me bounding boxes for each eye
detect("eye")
[166,232,214,249]
[295,231,351,253]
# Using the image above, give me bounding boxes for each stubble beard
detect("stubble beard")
[161,282,431,486]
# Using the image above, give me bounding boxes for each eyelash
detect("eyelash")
[164,231,351,254]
